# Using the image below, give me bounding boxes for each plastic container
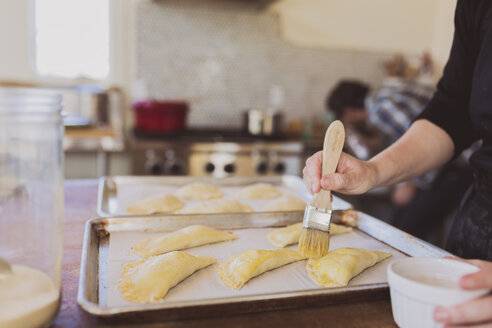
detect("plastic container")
[0,88,64,328]
[387,258,489,328]
[133,100,189,132]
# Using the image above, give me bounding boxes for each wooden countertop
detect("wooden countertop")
[65,127,117,138]
[55,179,397,328]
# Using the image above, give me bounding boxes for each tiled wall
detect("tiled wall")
[136,0,392,128]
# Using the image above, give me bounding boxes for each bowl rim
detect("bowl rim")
[389,258,478,289]
[387,257,489,305]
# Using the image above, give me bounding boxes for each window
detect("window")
[34,0,110,80]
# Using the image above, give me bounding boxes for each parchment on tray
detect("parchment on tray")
[106,227,406,307]
[115,183,351,215]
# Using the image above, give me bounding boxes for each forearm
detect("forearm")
[368,119,454,188]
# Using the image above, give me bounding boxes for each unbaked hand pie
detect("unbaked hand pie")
[132,225,238,257]
[175,182,223,200]
[263,194,306,212]
[126,194,184,215]
[218,249,306,289]
[306,247,392,287]
[267,222,352,247]
[235,183,282,200]
[177,199,253,214]
[119,251,216,304]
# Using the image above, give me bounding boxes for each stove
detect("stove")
[131,129,304,177]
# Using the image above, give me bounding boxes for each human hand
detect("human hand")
[391,181,418,206]
[434,257,492,327]
[302,151,378,195]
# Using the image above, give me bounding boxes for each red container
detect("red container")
[133,100,189,132]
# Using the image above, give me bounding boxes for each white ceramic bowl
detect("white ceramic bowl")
[387,258,489,328]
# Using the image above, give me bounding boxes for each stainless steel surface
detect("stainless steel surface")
[64,87,125,153]
[131,139,303,177]
[97,175,318,217]
[78,87,124,127]
[302,205,332,232]
[243,108,284,136]
[63,134,125,152]
[79,91,109,126]
[77,211,451,318]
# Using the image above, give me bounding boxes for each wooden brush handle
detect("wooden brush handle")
[310,120,345,209]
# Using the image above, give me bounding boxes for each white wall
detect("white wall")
[270,0,457,77]
[0,0,32,81]
[0,0,457,86]
[136,0,391,128]
[430,0,457,74]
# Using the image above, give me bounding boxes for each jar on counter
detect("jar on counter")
[0,88,63,328]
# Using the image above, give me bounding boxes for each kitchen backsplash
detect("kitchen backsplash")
[136,0,391,128]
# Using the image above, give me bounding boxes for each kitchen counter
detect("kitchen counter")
[55,179,397,327]
[64,127,126,177]
[64,127,125,153]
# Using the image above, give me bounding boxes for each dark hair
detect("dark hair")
[327,81,370,118]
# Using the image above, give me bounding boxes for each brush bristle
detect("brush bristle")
[297,228,330,258]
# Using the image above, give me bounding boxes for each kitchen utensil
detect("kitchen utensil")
[77,85,109,126]
[298,120,345,258]
[388,258,490,328]
[133,100,189,132]
[243,108,284,136]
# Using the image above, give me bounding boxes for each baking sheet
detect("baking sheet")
[106,227,406,308]
[116,184,347,215]
[98,176,352,216]
[78,211,452,319]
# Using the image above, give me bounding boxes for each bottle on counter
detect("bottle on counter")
[0,88,64,328]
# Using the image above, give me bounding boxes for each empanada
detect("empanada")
[267,222,352,247]
[177,199,253,214]
[306,247,392,287]
[126,194,184,215]
[119,251,216,304]
[218,249,306,289]
[133,225,238,257]
[175,182,223,200]
[235,183,282,200]
[263,194,306,212]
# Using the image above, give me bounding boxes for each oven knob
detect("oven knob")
[274,162,286,174]
[168,163,183,175]
[204,162,215,173]
[224,163,235,174]
[256,162,268,174]
[147,161,164,175]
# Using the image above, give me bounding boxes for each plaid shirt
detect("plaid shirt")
[365,77,434,145]
[365,77,436,188]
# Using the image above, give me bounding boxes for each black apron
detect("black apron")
[446,171,492,260]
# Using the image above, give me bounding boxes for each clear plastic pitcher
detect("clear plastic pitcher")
[0,88,63,328]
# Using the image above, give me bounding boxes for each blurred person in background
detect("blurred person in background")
[327,77,473,241]
[306,1,492,325]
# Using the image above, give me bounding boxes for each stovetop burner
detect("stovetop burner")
[133,128,291,143]
[131,128,304,177]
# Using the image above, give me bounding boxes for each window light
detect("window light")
[34,0,110,80]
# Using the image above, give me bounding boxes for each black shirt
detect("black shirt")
[417,0,492,179]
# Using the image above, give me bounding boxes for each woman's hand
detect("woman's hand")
[434,257,492,327]
[302,151,379,195]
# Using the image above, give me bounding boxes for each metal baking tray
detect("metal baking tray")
[97,175,352,217]
[77,211,451,323]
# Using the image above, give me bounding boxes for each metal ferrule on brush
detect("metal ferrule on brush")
[302,205,332,232]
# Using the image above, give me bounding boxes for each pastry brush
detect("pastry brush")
[298,120,345,258]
